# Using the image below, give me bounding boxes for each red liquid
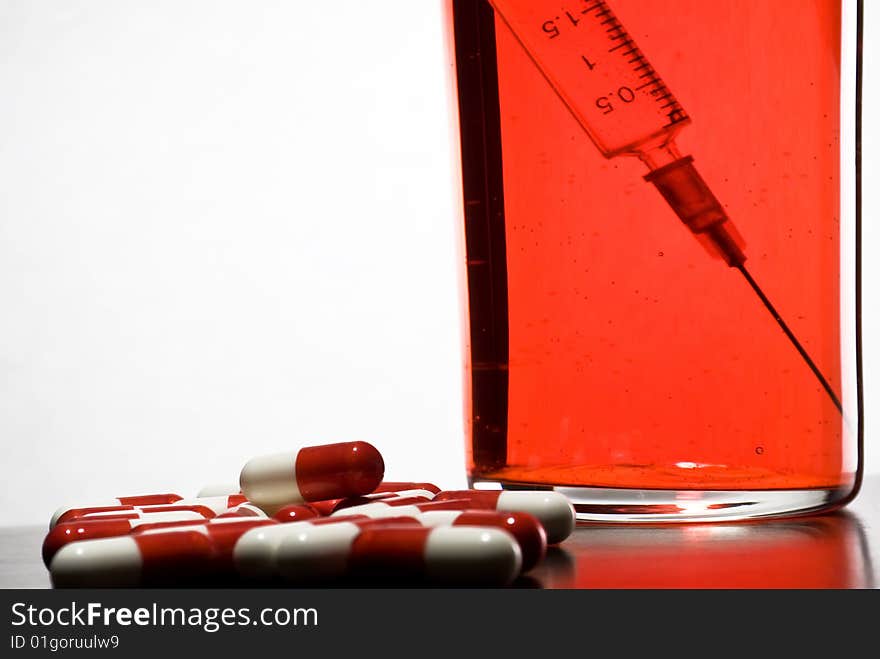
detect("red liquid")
[451,0,858,494]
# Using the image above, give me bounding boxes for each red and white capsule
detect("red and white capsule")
[232,515,415,581]
[415,510,547,572]
[271,517,426,583]
[433,491,575,544]
[328,489,436,514]
[49,494,182,528]
[276,525,522,586]
[330,501,545,571]
[309,489,433,516]
[53,495,246,527]
[50,519,276,587]
[239,441,385,512]
[43,509,219,566]
[56,503,221,526]
[138,518,278,577]
[329,497,469,519]
[51,530,214,587]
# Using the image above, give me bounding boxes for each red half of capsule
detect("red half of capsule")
[272,504,321,523]
[348,516,421,530]
[220,494,249,508]
[388,499,473,512]
[452,510,547,572]
[201,519,277,574]
[117,494,183,506]
[294,441,385,501]
[327,496,378,513]
[433,491,501,506]
[43,520,134,567]
[346,527,431,580]
[308,499,343,516]
[130,521,276,582]
[55,506,137,526]
[133,531,216,584]
[373,482,441,495]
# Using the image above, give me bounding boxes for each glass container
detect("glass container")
[449,0,863,521]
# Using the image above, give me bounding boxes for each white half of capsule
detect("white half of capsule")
[50,537,144,587]
[495,491,576,544]
[274,522,361,582]
[330,502,424,518]
[239,451,302,512]
[412,510,463,527]
[174,496,243,514]
[233,521,313,580]
[196,483,241,497]
[423,527,522,586]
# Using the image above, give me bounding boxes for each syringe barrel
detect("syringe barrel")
[644,156,746,267]
[489,0,690,158]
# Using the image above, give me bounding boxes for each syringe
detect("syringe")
[488,0,842,413]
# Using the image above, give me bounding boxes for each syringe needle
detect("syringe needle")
[736,264,842,413]
[644,157,842,413]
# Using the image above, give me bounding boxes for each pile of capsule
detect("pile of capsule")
[45,441,575,587]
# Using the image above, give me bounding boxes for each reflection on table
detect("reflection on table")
[529,512,873,589]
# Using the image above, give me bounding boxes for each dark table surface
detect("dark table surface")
[3,477,878,589]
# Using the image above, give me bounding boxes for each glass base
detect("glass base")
[469,477,853,523]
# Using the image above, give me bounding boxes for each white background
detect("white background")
[0,0,877,525]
